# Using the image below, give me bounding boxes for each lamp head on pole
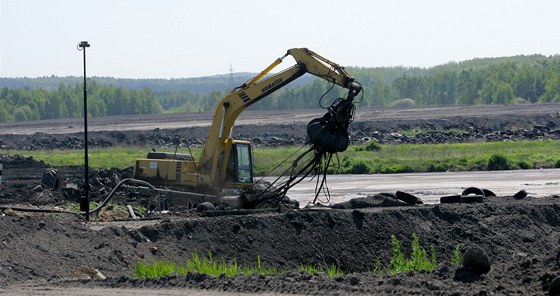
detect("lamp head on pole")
[77,41,90,50]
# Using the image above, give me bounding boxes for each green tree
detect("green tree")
[14,106,33,121]
[541,76,560,102]
[493,82,515,104]
[0,100,14,122]
[456,70,479,105]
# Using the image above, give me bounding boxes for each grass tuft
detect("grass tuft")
[299,264,343,278]
[389,233,437,275]
[134,253,279,278]
[299,264,320,275]
[450,244,463,266]
[488,154,511,170]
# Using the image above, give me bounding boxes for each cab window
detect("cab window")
[226,143,253,183]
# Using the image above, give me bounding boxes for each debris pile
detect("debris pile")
[2,121,560,151]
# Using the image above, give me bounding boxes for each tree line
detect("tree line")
[350,54,560,107]
[1,54,560,122]
[0,81,162,122]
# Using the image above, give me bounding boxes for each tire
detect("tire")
[197,202,216,212]
[513,189,528,199]
[460,195,484,203]
[395,191,422,205]
[462,187,484,196]
[440,195,461,204]
[482,189,496,197]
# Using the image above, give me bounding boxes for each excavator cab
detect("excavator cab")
[223,140,253,186]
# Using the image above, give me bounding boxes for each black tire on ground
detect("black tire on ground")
[395,191,421,205]
[482,189,496,197]
[197,202,216,212]
[513,189,528,199]
[460,195,484,203]
[462,187,485,196]
[440,195,461,204]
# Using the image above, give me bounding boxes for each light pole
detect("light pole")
[77,41,90,221]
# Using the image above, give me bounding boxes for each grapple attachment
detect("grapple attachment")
[307,96,355,153]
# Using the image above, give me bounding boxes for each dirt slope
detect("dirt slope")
[1,196,560,295]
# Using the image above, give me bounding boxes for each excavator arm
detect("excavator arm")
[199,48,362,187]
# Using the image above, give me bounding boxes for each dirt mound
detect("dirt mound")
[1,196,560,294]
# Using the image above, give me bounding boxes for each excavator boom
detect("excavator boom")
[199,48,361,186]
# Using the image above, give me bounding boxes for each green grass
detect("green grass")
[256,140,560,175]
[389,233,437,275]
[450,244,463,266]
[5,139,560,174]
[299,264,343,277]
[333,140,560,174]
[298,264,320,275]
[134,253,279,278]
[2,147,201,169]
[136,253,343,279]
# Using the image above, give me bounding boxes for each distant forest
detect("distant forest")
[1,54,560,122]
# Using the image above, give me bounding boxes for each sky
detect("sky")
[1,0,559,79]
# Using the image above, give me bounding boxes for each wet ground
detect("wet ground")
[280,169,560,206]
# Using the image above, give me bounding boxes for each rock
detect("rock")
[463,245,491,274]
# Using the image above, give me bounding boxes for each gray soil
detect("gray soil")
[1,103,560,295]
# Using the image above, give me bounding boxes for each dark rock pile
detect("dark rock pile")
[2,124,560,151]
[363,125,560,145]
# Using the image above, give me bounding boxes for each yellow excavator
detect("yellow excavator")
[132,48,362,199]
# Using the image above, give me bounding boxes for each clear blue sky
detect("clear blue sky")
[1,0,559,78]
